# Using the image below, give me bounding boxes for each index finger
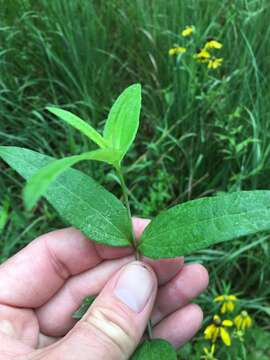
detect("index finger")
[0,227,133,308]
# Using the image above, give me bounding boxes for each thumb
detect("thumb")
[53,261,157,360]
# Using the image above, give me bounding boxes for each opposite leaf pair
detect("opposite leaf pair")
[1,84,270,260]
[24,83,141,210]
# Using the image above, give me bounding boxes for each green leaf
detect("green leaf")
[72,296,96,319]
[47,107,108,149]
[0,146,132,247]
[139,191,270,259]
[131,339,177,359]
[103,83,141,160]
[23,149,121,210]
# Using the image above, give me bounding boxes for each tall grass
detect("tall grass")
[0,0,270,355]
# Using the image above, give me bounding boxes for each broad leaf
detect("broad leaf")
[131,339,177,359]
[103,83,141,161]
[47,107,108,149]
[0,146,132,247]
[139,191,270,259]
[72,295,96,319]
[23,149,121,210]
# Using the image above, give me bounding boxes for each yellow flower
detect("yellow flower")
[168,46,187,56]
[201,344,218,360]
[181,26,194,37]
[208,57,223,69]
[234,311,252,331]
[204,315,233,346]
[204,39,223,49]
[214,294,237,313]
[194,48,211,62]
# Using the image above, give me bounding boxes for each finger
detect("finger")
[0,332,32,358]
[143,257,184,286]
[152,304,203,348]
[37,257,183,337]
[94,243,133,259]
[0,218,149,308]
[43,261,158,360]
[133,217,150,239]
[0,227,133,308]
[151,264,209,324]
[37,256,133,337]
[0,228,101,308]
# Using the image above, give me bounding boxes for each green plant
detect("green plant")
[1,84,270,358]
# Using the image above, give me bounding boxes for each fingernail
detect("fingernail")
[114,262,154,313]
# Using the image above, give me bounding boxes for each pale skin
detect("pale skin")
[0,218,209,359]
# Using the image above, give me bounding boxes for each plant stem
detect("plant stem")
[115,164,152,338]
[147,320,153,340]
[115,165,139,259]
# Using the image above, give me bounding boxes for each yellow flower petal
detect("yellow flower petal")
[204,324,216,339]
[246,316,252,328]
[204,40,223,49]
[228,295,237,301]
[181,26,193,37]
[213,327,220,342]
[208,57,223,69]
[214,295,225,302]
[197,49,211,59]
[222,320,233,327]
[221,303,227,314]
[234,315,243,330]
[175,46,187,54]
[243,316,252,329]
[227,301,235,312]
[220,327,231,346]
[168,46,186,56]
[208,59,214,69]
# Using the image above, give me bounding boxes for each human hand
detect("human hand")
[0,218,208,359]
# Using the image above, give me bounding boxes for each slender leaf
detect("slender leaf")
[131,340,177,359]
[0,146,132,247]
[103,83,141,160]
[47,107,108,149]
[23,149,121,210]
[0,197,9,233]
[139,191,270,259]
[72,296,96,319]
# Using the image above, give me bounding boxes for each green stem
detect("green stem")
[115,164,152,338]
[147,320,153,340]
[115,165,139,259]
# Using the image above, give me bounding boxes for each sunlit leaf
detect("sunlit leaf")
[0,146,132,247]
[103,83,141,161]
[23,149,121,210]
[47,107,108,149]
[139,191,270,259]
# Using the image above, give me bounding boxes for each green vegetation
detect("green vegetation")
[0,1,270,358]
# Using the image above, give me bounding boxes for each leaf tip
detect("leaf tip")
[131,83,142,92]
[46,106,57,113]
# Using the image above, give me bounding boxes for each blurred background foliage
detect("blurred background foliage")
[0,0,269,358]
